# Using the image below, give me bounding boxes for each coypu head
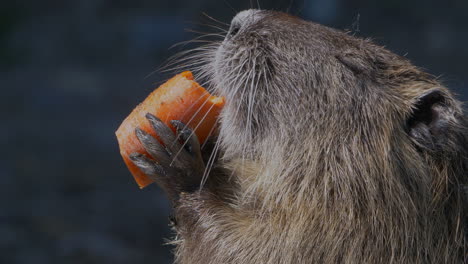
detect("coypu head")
[211,9,467,160]
[207,9,468,205]
[177,9,467,263]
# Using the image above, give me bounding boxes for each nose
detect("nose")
[227,9,263,39]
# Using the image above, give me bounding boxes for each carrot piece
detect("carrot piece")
[115,71,225,189]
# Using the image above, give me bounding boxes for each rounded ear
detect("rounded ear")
[406,89,462,152]
[335,51,373,75]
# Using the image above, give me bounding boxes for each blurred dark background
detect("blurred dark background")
[1,0,466,263]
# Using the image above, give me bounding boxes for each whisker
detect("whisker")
[161,61,211,74]
[200,138,221,190]
[195,23,229,33]
[185,19,229,32]
[230,66,251,120]
[162,55,214,72]
[221,0,238,15]
[170,39,224,50]
[166,40,219,57]
[165,46,220,65]
[164,45,220,64]
[202,12,230,26]
[238,49,260,190]
[180,94,212,125]
[184,28,226,37]
[170,99,216,166]
[201,120,219,149]
[168,93,211,148]
[147,44,219,78]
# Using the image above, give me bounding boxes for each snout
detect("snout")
[225,9,265,41]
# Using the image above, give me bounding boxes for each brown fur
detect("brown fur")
[166,10,467,263]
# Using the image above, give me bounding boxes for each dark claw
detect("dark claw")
[170,120,191,146]
[135,127,171,165]
[129,153,166,177]
[145,113,178,155]
[170,120,187,136]
[170,120,201,155]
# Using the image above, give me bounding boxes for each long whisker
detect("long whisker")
[201,119,219,149]
[159,47,218,72]
[194,23,229,33]
[185,18,229,32]
[170,38,224,50]
[200,138,220,190]
[161,60,211,74]
[228,69,249,121]
[168,93,211,150]
[164,44,220,64]
[221,0,238,15]
[162,56,214,72]
[145,44,219,79]
[202,12,230,26]
[184,29,226,36]
[180,94,212,126]
[237,51,256,188]
[170,101,216,166]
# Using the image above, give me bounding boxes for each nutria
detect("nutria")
[130,9,467,264]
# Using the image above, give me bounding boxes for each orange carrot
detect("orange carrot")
[115,71,225,189]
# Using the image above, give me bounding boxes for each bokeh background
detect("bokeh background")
[1,0,467,263]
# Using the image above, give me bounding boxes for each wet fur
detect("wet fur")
[161,10,467,263]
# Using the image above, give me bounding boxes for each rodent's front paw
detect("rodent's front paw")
[129,113,205,199]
